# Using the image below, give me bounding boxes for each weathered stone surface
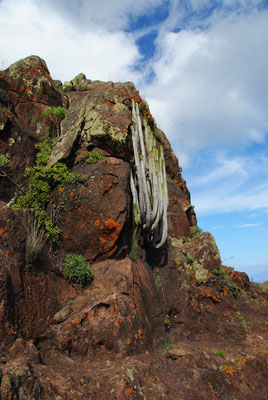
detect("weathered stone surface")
[166,347,187,359]
[0,56,66,202]
[0,209,76,347]
[53,157,130,261]
[0,55,63,138]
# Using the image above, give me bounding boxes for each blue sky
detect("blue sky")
[1,0,268,281]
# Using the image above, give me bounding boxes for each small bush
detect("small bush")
[0,154,9,166]
[76,149,106,164]
[64,253,94,285]
[164,314,171,330]
[43,107,67,136]
[212,266,228,280]
[191,226,203,235]
[231,283,239,299]
[43,106,66,120]
[14,139,75,240]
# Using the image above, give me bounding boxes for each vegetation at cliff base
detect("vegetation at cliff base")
[64,253,94,285]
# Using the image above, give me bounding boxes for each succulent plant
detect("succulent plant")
[130,100,168,248]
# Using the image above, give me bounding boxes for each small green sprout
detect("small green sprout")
[214,350,225,357]
[164,314,171,330]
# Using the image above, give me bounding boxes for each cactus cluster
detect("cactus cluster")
[130,100,168,248]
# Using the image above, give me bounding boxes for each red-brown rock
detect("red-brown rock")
[0,56,267,400]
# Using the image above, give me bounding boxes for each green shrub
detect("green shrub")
[43,107,67,136]
[14,140,75,240]
[214,350,225,357]
[0,154,9,166]
[212,266,228,280]
[76,149,106,164]
[64,253,94,285]
[191,226,203,235]
[43,106,66,120]
[231,283,239,299]
[164,314,171,330]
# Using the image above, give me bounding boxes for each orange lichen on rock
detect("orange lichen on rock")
[124,388,132,396]
[99,219,123,247]
[224,365,235,376]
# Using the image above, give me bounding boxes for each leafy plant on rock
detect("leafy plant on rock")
[43,106,67,137]
[0,154,9,166]
[64,253,94,285]
[191,226,203,235]
[164,314,171,330]
[76,149,106,164]
[14,139,75,240]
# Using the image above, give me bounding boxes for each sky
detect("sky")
[0,0,268,282]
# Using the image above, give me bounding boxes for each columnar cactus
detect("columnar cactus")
[130,100,168,248]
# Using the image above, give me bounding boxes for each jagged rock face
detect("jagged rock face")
[1,55,63,135]
[0,56,267,400]
[0,56,64,201]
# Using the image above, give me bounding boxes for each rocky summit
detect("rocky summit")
[0,56,267,400]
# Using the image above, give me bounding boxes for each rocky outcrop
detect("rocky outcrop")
[0,56,267,399]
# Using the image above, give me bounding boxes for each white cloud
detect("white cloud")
[208,225,225,230]
[41,0,164,32]
[238,223,262,228]
[0,0,142,82]
[189,152,248,187]
[191,175,268,215]
[143,8,268,159]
